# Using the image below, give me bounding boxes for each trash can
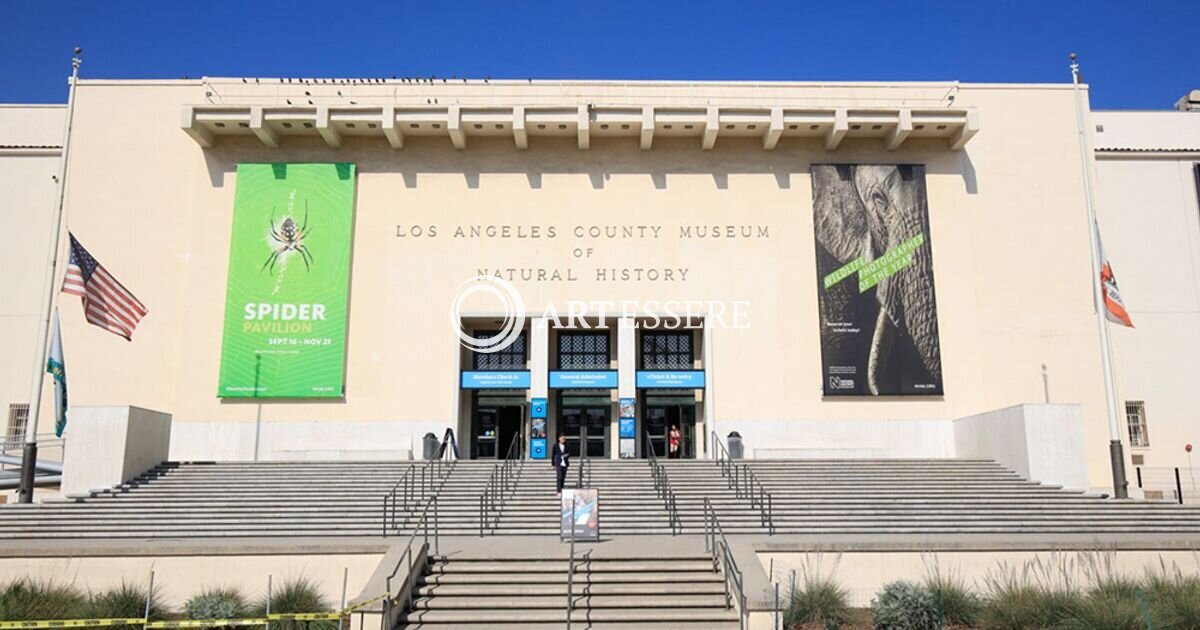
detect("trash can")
[727,431,744,459]
[422,432,440,460]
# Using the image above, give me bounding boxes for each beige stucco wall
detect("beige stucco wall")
[1094,110,1200,472]
[0,553,381,611]
[2,80,1124,487]
[0,105,64,438]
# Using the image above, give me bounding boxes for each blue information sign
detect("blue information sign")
[531,398,547,418]
[636,370,705,389]
[549,370,618,389]
[530,437,547,459]
[619,417,636,439]
[460,371,532,389]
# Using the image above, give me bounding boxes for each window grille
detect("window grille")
[558,332,609,369]
[641,331,695,370]
[5,404,29,450]
[472,331,527,370]
[1125,400,1149,447]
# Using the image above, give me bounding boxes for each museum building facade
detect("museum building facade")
[3,78,1197,495]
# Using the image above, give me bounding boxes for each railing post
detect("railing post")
[1176,467,1184,504]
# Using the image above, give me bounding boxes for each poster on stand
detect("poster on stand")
[560,488,599,541]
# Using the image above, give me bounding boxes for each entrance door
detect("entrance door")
[559,396,610,458]
[474,395,525,459]
[643,397,696,459]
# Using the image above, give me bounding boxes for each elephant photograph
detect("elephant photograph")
[811,164,943,396]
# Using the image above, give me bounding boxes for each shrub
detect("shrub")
[253,576,335,630]
[980,560,1079,630]
[87,580,163,628]
[1143,561,1200,630]
[785,573,853,629]
[922,556,982,627]
[185,586,248,620]
[870,580,938,630]
[0,578,88,621]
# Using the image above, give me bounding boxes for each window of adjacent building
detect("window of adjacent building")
[1125,400,1149,447]
[641,330,694,370]
[473,330,527,370]
[5,404,29,452]
[558,331,609,370]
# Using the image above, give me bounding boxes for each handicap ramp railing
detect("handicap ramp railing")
[646,431,682,535]
[712,431,775,534]
[478,432,522,536]
[382,429,457,536]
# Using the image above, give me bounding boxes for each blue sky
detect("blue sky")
[2,1,1196,109]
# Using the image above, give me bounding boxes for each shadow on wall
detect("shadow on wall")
[200,135,979,194]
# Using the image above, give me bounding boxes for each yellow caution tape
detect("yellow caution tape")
[342,591,391,613]
[145,620,267,628]
[264,613,342,622]
[0,620,146,629]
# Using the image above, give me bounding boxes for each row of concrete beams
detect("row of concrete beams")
[184,104,979,152]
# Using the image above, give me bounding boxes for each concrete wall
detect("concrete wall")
[1093,111,1200,470]
[953,404,1089,492]
[0,553,381,611]
[759,548,1200,610]
[0,80,1128,486]
[169,419,433,461]
[0,105,64,436]
[61,406,171,495]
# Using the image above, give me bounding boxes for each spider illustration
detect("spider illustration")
[261,201,314,274]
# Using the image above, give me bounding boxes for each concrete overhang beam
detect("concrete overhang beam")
[825,108,848,151]
[701,107,719,150]
[315,107,340,148]
[381,106,403,149]
[249,107,278,148]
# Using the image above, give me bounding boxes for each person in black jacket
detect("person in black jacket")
[551,434,570,495]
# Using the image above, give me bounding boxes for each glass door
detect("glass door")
[643,395,697,459]
[560,395,611,459]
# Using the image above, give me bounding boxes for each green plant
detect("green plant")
[785,574,853,629]
[184,586,248,620]
[870,580,938,630]
[0,578,88,621]
[86,580,162,628]
[979,559,1080,630]
[253,576,335,630]
[1143,559,1200,630]
[922,555,982,627]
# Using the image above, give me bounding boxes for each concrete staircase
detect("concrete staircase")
[1,458,1200,539]
[397,552,738,629]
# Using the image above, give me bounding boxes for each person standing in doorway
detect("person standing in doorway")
[669,425,682,459]
[552,434,570,495]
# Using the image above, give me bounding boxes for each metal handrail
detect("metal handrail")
[711,431,775,535]
[645,431,682,535]
[566,495,577,630]
[382,495,440,628]
[704,497,746,630]
[576,451,591,488]
[478,431,522,536]
[382,430,457,536]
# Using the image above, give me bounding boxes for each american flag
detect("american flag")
[61,233,148,340]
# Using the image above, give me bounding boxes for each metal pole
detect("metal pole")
[1069,52,1128,499]
[1175,467,1184,505]
[338,567,349,630]
[143,570,155,629]
[266,574,272,630]
[18,48,82,504]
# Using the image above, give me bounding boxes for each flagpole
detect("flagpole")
[1069,52,1128,499]
[17,48,82,504]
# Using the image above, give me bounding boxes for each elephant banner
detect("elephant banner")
[811,164,943,396]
